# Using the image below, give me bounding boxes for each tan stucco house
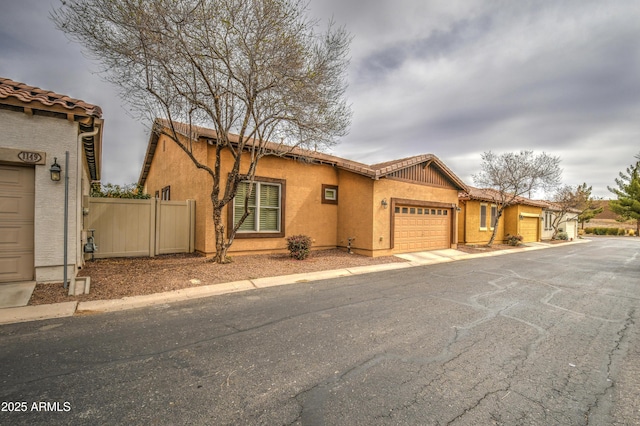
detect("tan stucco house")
[0,77,103,285]
[458,187,546,245]
[139,121,468,257]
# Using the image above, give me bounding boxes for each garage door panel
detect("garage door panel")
[394,205,451,253]
[520,217,539,242]
[0,165,34,282]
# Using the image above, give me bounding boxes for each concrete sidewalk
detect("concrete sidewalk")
[0,239,589,325]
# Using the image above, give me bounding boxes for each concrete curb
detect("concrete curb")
[1,239,591,324]
[76,280,255,314]
[0,302,78,325]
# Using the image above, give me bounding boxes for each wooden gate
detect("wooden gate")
[86,198,195,258]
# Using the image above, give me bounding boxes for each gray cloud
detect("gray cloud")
[2,0,639,198]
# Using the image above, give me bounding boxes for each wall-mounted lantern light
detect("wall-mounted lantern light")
[456,206,462,212]
[50,157,61,181]
[519,214,524,220]
[381,198,388,209]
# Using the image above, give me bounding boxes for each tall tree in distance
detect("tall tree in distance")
[573,183,602,229]
[608,153,640,236]
[473,150,562,246]
[52,0,352,262]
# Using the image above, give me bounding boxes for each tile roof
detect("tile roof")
[139,119,468,189]
[460,186,549,208]
[0,77,102,118]
[537,200,582,213]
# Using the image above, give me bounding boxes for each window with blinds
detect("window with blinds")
[233,181,281,232]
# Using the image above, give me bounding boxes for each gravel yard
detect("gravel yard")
[28,244,526,306]
[29,249,408,305]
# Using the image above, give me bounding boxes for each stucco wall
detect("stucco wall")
[459,200,507,245]
[336,170,374,254]
[223,153,340,255]
[144,137,340,255]
[371,177,459,256]
[0,109,83,282]
[504,204,542,241]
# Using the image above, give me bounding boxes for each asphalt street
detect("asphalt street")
[1,237,639,425]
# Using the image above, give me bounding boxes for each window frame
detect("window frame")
[480,203,497,230]
[490,205,497,229]
[480,203,488,230]
[161,185,170,201]
[228,177,286,239]
[321,184,338,205]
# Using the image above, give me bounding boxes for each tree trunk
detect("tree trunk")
[212,205,230,263]
[486,211,503,247]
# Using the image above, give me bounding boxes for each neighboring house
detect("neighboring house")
[138,121,468,257]
[540,201,579,241]
[0,77,103,284]
[458,187,546,245]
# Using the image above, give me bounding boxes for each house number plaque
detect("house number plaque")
[18,151,43,163]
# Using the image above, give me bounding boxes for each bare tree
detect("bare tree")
[546,185,579,239]
[473,150,562,246]
[52,0,352,262]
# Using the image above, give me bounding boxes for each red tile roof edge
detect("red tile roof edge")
[0,77,102,118]
[150,119,467,189]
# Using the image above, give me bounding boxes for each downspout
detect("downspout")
[63,150,69,288]
[65,127,99,289]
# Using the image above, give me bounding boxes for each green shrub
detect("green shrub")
[505,234,523,246]
[556,232,568,240]
[91,183,151,199]
[629,229,636,236]
[286,235,312,260]
[584,227,626,236]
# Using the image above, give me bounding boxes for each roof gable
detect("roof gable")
[378,155,467,190]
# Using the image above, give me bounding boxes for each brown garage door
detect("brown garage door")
[520,216,539,243]
[0,165,35,282]
[394,206,451,253]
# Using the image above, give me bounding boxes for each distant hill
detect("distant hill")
[587,200,635,230]
[592,200,620,220]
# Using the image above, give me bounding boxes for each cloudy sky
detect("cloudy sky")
[2,0,639,198]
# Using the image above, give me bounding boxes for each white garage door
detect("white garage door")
[0,165,35,282]
[394,205,451,253]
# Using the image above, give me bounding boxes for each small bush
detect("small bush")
[584,227,593,234]
[556,232,568,240]
[629,229,636,236]
[505,234,523,246]
[286,235,312,260]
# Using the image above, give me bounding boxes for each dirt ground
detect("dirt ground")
[28,244,526,306]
